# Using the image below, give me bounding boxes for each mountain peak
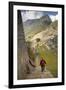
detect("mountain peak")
[40,15,52,24]
[24,15,52,26]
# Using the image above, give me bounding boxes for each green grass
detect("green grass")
[37,45,58,77]
[27,43,58,77]
[27,42,58,77]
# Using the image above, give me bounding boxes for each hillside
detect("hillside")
[18,11,58,80]
[22,15,58,77]
[28,20,58,50]
[23,15,52,40]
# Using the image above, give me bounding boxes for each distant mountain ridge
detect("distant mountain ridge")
[22,14,58,50]
[23,15,52,38]
[24,15,52,26]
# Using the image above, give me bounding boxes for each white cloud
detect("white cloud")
[49,15,58,22]
[21,11,58,22]
[21,11,43,22]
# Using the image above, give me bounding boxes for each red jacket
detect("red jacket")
[40,59,46,66]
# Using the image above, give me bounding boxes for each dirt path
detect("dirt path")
[26,66,53,79]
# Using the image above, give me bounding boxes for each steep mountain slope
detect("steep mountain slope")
[30,20,58,50]
[23,17,58,77]
[23,15,52,40]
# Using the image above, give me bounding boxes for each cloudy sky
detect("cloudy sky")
[21,10,58,22]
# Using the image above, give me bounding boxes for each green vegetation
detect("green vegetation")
[37,45,58,77]
[26,41,58,77]
[23,16,58,78]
